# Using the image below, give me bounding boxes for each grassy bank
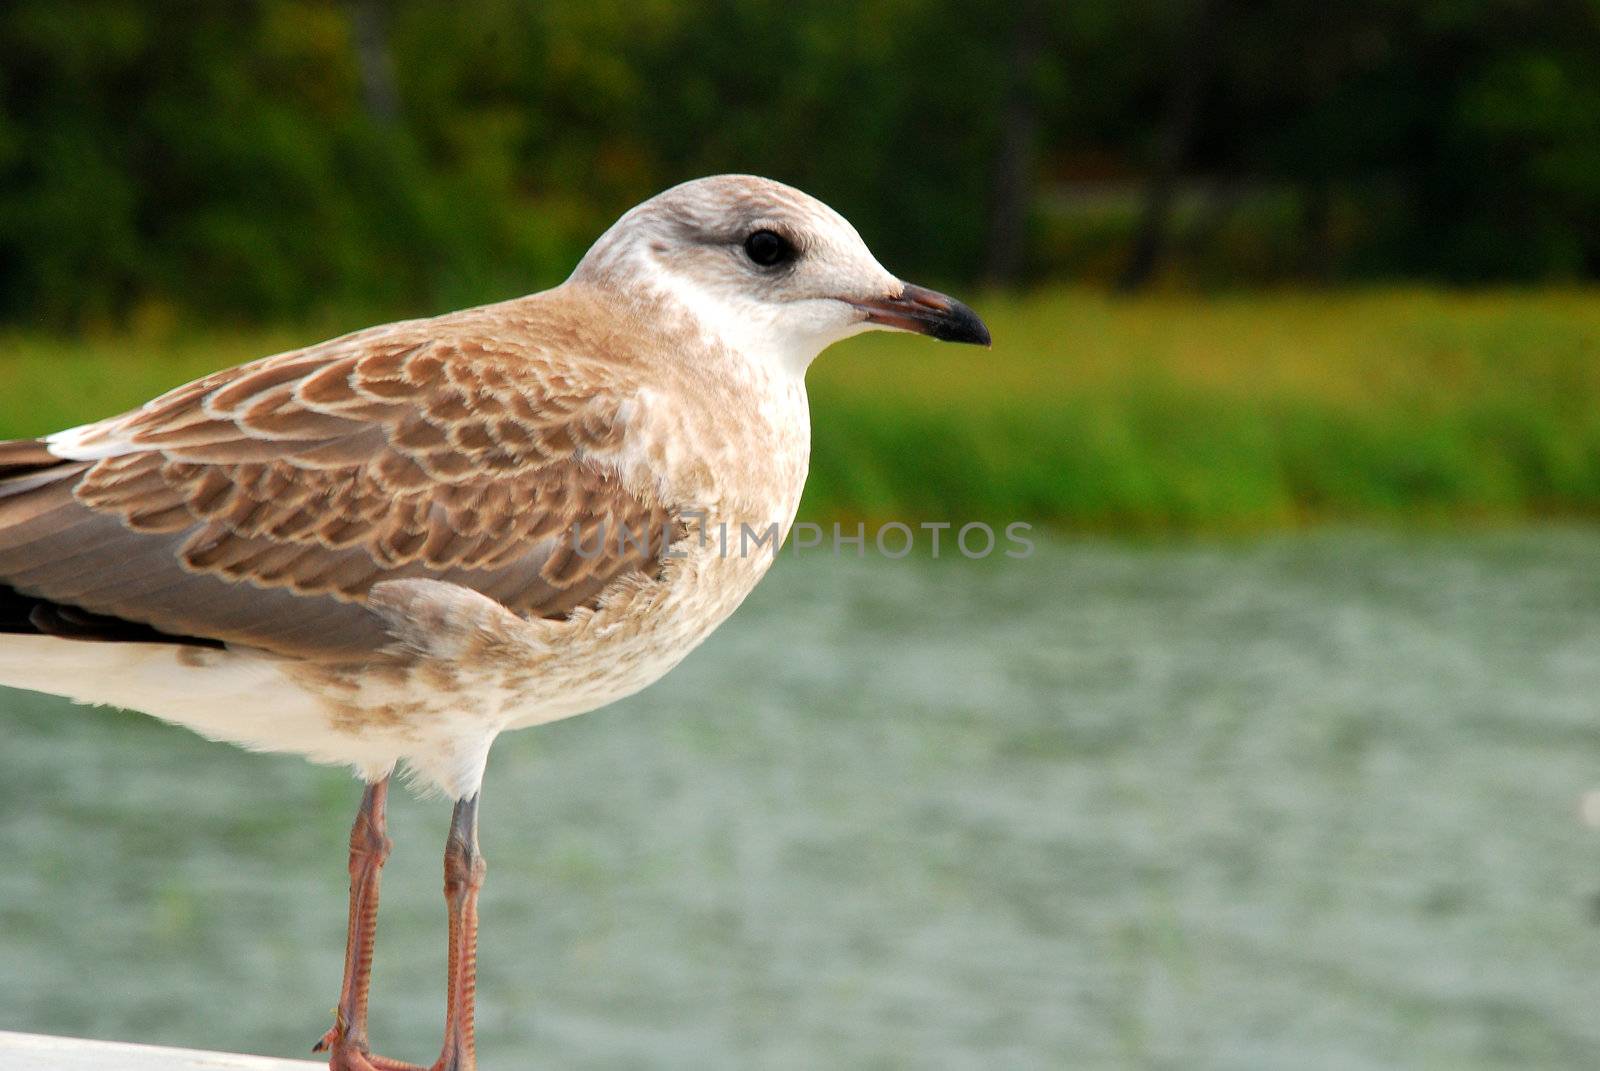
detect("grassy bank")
[3,287,1600,532]
[809,287,1600,530]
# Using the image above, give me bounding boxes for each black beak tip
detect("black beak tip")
[855,284,993,346]
[934,299,992,347]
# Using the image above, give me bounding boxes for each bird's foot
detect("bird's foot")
[314,1028,439,1071]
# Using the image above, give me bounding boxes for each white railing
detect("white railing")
[0,1031,321,1070]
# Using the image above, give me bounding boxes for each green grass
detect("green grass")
[807,287,1600,531]
[4,287,1600,532]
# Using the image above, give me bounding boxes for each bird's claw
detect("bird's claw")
[315,1026,433,1071]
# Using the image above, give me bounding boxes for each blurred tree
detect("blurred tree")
[349,0,400,123]
[981,0,1048,287]
[1117,0,1225,291]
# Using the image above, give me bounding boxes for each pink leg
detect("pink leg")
[314,784,486,1071]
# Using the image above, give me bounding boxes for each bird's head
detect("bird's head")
[570,174,991,373]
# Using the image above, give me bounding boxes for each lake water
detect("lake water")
[2,530,1599,1069]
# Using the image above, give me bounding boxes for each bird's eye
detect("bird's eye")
[743,229,795,268]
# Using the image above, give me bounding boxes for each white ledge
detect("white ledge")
[0,1032,321,1070]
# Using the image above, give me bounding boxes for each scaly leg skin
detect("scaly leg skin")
[315,786,488,1071]
[315,777,423,1071]
[435,794,488,1071]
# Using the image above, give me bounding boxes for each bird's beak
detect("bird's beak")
[851,283,992,346]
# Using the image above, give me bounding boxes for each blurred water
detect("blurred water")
[2,531,1599,1069]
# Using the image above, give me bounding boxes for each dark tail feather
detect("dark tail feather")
[0,584,223,646]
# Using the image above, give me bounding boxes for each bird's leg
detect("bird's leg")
[432,793,487,1071]
[314,786,488,1071]
[316,777,427,1071]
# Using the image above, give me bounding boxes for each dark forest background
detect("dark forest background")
[4,0,1600,328]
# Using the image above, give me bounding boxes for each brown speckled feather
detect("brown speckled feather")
[0,311,676,658]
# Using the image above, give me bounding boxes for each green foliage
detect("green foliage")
[6,2,1600,327]
[1198,0,1600,283]
[0,0,1029,326]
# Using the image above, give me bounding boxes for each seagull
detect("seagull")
[0,174,990,1070]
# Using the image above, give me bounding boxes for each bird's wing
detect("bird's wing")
[0,325,676,659]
